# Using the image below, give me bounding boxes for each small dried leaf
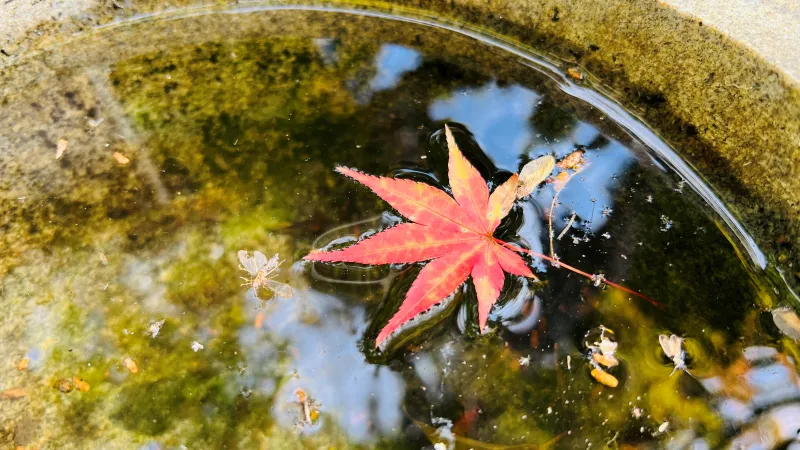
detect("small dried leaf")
[557,150,584,169]
[17,357,29,371]
[772,307,800,342]
[72,377,90,392]
[516,155,555,199]
[592,353,619,368]
[487,173,518,227]
[56,139,68,159]
[1,388,27,399]
[590,367,618,387]
[113,152,130,165]
[123,357,139,374]
[553,171,570,192]
[567,67,584,81]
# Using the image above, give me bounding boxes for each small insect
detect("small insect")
[659,334,687,375]
[238,250,293,299]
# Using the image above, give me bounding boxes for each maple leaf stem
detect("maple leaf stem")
[493,238,662,309]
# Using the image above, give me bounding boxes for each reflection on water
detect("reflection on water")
[0,7,798,450]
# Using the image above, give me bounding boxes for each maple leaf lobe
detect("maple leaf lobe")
[307,127,535,346]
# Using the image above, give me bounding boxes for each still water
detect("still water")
[0,6,798,449]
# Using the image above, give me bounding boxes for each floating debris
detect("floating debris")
[601,207,613,217]
[17,357,29,371]
[659,334,687,375]
[601,232,611,239]
[1,388,27,399]
[123,357,139,374]
[557,212,577,240]
[56,138,68,159]
[294,388,320,428]
[238,250,293,299]
[658,421,669,433]
[632,407,642,419]
[591,273,606,287]
[254,312,265,329]
[87,117,104,128]
[772,307,800,342]
[191,341,204,352]
[98,252,108,265]
[660,215,673,231]
[516,155,555,199]
[552,171,570,192]
[646,195,654,203]
[73,377,90,392]
[54,378,74,393]
[147,319,166,338]
[557,149,585,170]
[113,151,130,165]
[592,353,618,368]
[590,367,618,387]
[586,326,620,386]
[519,355,531,367]
[566,67,584,81]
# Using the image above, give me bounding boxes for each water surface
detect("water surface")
[0,6,798,450]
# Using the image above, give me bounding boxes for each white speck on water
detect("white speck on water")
[191,341,204,352]
[658,421,669,433]
[601,233,611,239]
[547,407,553,414]
[646,195,653,203]
[519,355,531,366]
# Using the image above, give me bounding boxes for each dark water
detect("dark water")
[0,6,798,450]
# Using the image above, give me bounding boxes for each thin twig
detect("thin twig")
[548,170,582,258]
[494,238,662,309]
[557,212,577,240]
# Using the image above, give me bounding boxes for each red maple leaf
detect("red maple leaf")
[306,126,535,345]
